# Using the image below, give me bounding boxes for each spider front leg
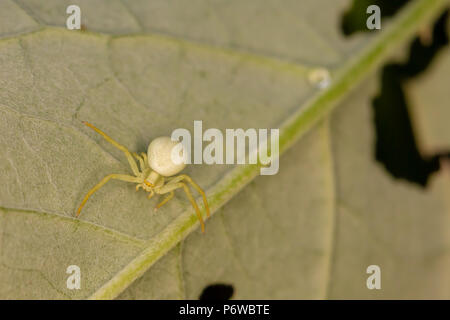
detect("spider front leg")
[140,152,148,164]
[132,152,150,172]
[133,152,145,171]
[156,182,206,233]
[76,173,141,217]
[82,121,140,176]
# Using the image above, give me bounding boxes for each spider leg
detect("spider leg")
[168,174,210,217]
[132,152,146,172]
[154,191,174,211]
[157,182,205,233]
[82,121,140,176]
[141,152,148,164]
[76,173,141,218]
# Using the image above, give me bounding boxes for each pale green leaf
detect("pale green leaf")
[0,0,448,299]
[120,78,450,299]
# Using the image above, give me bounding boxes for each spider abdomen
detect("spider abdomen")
[147,136,186,177]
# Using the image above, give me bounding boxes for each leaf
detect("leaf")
[327,79,450,299]
[0,0,448,299]
[120,78,450,299]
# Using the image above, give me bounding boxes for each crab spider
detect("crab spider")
[76,121,210,233]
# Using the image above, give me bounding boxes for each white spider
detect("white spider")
[76,122,210,232]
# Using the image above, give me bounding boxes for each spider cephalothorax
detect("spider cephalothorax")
[76,122,210,232]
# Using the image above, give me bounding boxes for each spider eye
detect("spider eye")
[147,136,186,176]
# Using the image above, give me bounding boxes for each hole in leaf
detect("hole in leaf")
[341,0,410,35]
[372,10,450,186]
[342,2,450,186]
[372,65,440,186]
[199,284,234,300]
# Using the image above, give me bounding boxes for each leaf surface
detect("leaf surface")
[120,78,450,299]
[0,0,448,299]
